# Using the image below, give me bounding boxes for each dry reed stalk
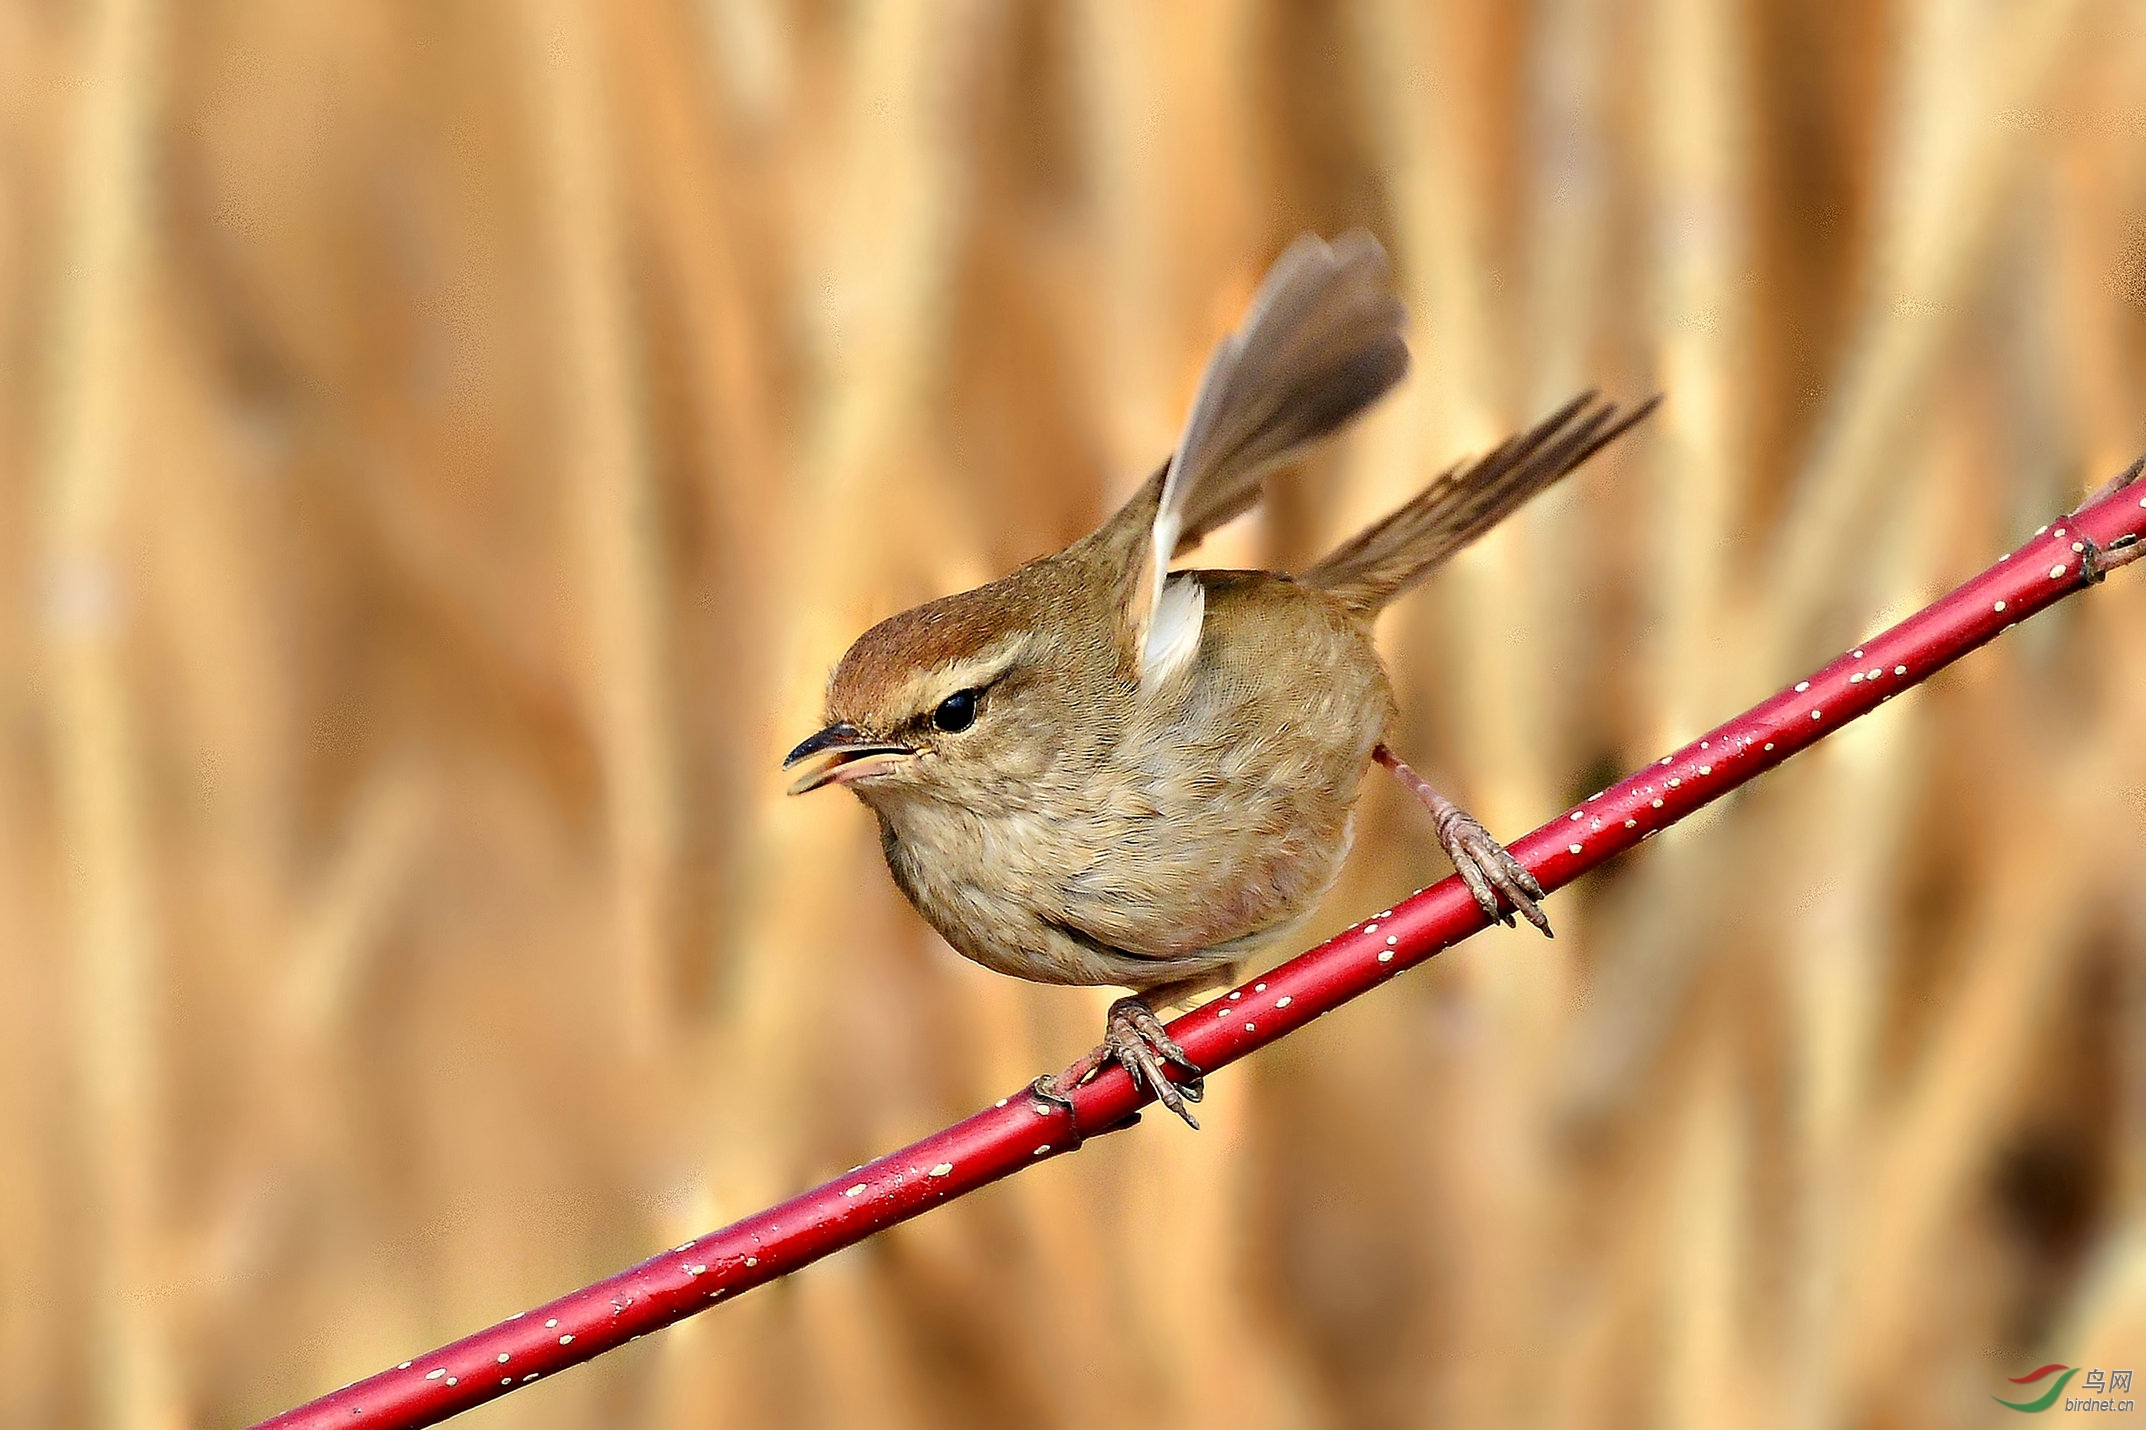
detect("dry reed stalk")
[1362,0,1542,845]
[611,0,786,536]
[36,0,180,1423]
[2045,618,2146,1387]
[0,681,63,1428]
[698,0,789,130]
[1644,4,1760,1418]
[1481,0,1619,1181]
[1076,0,1259,436]
[1665,1024,1752,1430]
[1518,0,1615,791]
[786,24,985,996]
[2051,18,2146,1261]
[1124,1096,1277,1430]
[176,765,430,1395]
[1778,689,1913,1418]
[284,764,432,1039]
[666,7,992,1423]
[133,256,429,1359]
[1521,0,1614,406]
[1075,5,1180,477]
[1465,23,1624,1399]
[522,0,681,1058]
[1768,0,2097,653]
[2049,6,2146,474]
[940,974,1131,1426]
[1840,554,2146,1400]
[1356,11,1558,1425]
[2070,1227,2146,1391]
[1389,0,1544,869]
[134,304,290,922]
[708,0,983,1110]
[1067,16,1291,1424]
[1647,0,1749,742]
[790,1252,934,1428]
[2126,888,2146,1224]
[1769,383,1962,1429]
[1558,0,2097,1145]
[1360,1,1506,454]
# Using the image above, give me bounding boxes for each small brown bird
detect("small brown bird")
[786,233,1654,1127]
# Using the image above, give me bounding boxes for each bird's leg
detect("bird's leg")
[1037,980,1212,1130]
[1374,742,1550,935]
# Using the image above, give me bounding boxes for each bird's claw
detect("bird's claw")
[1040,997,1205,1131]
[1103,997,1204,1129]
[1435,808,1551,936]
[1030,1070,1160,1146]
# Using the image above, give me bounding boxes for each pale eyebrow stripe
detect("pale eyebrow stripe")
[890,635,1037,720]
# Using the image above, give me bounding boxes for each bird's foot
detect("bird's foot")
[1434,803,1550,935]
[1040,997,1205,1130]
[1375,743,1550,935]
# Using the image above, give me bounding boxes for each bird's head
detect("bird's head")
[784,571,1110,810]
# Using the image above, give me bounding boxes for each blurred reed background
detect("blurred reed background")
[7,1,2146,1427]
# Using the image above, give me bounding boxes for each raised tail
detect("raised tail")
[1298,391,1659,614]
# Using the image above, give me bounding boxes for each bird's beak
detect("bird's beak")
[783,722,916,795]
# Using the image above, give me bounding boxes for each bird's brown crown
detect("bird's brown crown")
[825,579,1048,732]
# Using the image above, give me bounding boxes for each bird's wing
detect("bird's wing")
[1104,232,1410,688]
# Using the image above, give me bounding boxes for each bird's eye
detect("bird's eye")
[932,688,979,733]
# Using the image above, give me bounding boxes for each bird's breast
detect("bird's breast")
[876,574,1396,984]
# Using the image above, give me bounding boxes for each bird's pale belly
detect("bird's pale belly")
[880,646,1389,991]
[882,782,1366,992]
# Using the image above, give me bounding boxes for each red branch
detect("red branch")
[253,478,2146,1429]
